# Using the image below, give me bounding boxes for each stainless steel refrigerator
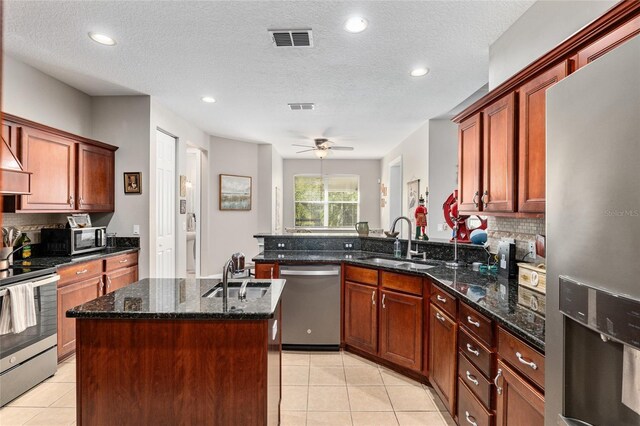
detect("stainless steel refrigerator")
[546,35,640,425]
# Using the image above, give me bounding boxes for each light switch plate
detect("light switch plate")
[133,225,140,235]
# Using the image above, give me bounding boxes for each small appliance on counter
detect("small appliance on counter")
[41,226,107,256]
[497,240,517,278]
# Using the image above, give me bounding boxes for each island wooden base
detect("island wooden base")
[75,311,281,426]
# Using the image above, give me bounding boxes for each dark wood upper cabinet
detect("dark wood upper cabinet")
[458,113,482,213]
[429,304,458,415]
[344,281,378,354]
[379,289,422,371]
[482,93,516,213]
[495,360,545,426]
[576,14,640,70]
[77,143,114,212]
[517,61,568,213]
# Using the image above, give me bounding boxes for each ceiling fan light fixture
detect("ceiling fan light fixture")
[315,149,330,159]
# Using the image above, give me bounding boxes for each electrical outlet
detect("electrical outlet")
[528,241,536,258]
[343,242,354,250]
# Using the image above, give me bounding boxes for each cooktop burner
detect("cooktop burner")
[0,265,57,286]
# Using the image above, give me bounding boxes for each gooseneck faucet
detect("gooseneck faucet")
[222,258,237,302]
[390,216,419,260]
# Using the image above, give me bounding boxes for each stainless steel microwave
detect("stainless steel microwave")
[41,226,107,255]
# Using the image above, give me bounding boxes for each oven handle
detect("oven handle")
[279,269,340,277]
[0,274,60,297]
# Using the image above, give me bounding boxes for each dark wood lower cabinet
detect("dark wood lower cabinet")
[457,378,494,426]
[57,276,101,361]
[105,265,138,293]
[429,304,457,415]
[495,360,545,426]
[379,289,422,371]
[344,281,377,354]
[255,263,278,279]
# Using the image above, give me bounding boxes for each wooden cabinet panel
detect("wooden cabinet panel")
[379,290,422,371]
[458,352,493,409]
[20,127,76,211]
[460,302,495,348]
[518,61,568,213]
[344,281,378,354]
[495,360,545,426]
[498,327,545,389]
[576,15,640,70]
[58,260,103,285]
[345,265,378,286]
[482,93,516,213]
[458,328,493,378]
[429,304,457,415]
[255,263,278,279]
[380,271,422,296]
[105,252,139,272]
[458,113,482,212]
[77,143,114,212]
[106,265,138,293]
[457,379,494,426]
[57,276,102,361]
[2,122,19,155]
[430,285,458,319]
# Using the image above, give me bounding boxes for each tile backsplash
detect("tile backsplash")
[487,216,545,261]
[2,213,68,244]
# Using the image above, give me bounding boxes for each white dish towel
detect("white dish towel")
[0,283,37,335]
[622,345,640,415]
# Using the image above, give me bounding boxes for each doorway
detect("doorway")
[155,129,177,278]
[185,147,202,278]
[389,156,403,236]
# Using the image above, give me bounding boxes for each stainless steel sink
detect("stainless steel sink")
[202,280,270,300]
[365,257,436,271]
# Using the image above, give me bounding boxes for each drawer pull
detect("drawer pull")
[435,312,446,323]
[119,259,128,263]
[76,269,88,275]
[464,411,478,426]
[494,368,503,395]
[466,343,480,357]
[465,371,479,386]
[516,351,538,370]
[436,295,447,303]
[531,271,539,286]
[467,316,480,328]
[106,275,112,291]
[382,294,386,309]
[372,290,376,306]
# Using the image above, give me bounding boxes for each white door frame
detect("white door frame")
[154,128,177,278]
[389,156,403,236]
[186,146,202,277]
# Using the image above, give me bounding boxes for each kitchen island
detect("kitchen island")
[67,278,285,426]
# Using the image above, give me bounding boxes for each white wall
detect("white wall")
[282,159,381,230]
[3,55,93,138]
[257,145,284,234]
[380,122,429,237]
[489,0,616,89]
[272,148,284,233]
[427,119,458,240]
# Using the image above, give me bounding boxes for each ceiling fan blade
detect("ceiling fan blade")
[329,146,354,151]
[292,144,315,148]
[296,149,316,153]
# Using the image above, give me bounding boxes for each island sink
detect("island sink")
[203,280,271,300]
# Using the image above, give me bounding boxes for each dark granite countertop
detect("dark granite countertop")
[254,250,545,352]
[67,278,285,320]
[11,247,140,269]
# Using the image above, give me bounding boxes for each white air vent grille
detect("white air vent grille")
[269,29,313,47]
[288,103,315,111]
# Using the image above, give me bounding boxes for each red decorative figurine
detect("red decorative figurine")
[415,195,428,240]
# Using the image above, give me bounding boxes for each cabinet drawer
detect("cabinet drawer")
[498,327,545,389]
[458,328,493,378]
[430,285,457,319]
[381,271,422,296]
[345,265,378,286]
[58,259,103,285]
[105,252,138,272]
[460,302,494,347]
[458,351,493,410]
[457,379,494,426]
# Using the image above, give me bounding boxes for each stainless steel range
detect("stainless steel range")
[0,270,60,406]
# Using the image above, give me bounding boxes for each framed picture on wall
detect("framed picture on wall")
[124,172,142,194]
[219,174,252,210]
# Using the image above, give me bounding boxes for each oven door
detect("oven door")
[0,275,59,372]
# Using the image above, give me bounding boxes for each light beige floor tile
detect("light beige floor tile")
[310,352,344,366]
[379,368,423,387]
[0,407,45,425]
[307,411,353,425]
[386,386,437,412]
[342,352,379,367]
[7,383,75,408]
[280,410,307,426]
[281,386,308,411]
[282,365,309,385]
[307,386,350,412]
[344,366,384,386]
[396,411,447,426]
[422,385,448,412]
[351,411,399,426]
[50,388,76,408]
[347,386,393,412]
[282,352,311,366]
[309,366,346,386]
[46,362,76,383]
[24,407,76,425]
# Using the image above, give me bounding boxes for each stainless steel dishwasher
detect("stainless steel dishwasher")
[279,265,341,351]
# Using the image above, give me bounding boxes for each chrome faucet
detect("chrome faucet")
[222,258,237,301]
[391,216,420,260]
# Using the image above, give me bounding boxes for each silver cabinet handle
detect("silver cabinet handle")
[494,368,503,394]
[516,352,538,370]
[371,290,376,306]
[467,316,480,328]
[79,197,84,205]
[435,312,445,323]
[436,295,446,303]
[76,269,88,275]
[464,411,478,426]
[466,343,480,357]
[482,190,488,208]
[69,195,74,207]
[99,277,105,293]
[465,371,479,386]
[472,191,479,208]
[106,275,112,291]
[270,267,273,279]
[382,294,386,309]
[119,259,128,264]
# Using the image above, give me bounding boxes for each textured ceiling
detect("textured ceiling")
[4,1,534,158]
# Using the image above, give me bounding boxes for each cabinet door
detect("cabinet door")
[518,62,567,213]
[344,281,378,354]
[2,121,19,153]
[20,127,76,211]
[57,276,102,361]
[106,265,138,293]
[379,290,422,371]
[482,93,516,213]
[495,360,544,426]
[458,113,482,212]
[576,15,640,70]
[77,143,114,212]
[429,304,458,415]
[255,263,278,279]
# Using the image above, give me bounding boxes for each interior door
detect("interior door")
[155,129,176,278]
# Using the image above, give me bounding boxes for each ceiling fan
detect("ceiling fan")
[292,138,354,158]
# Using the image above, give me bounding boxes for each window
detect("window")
[294,175,359,228]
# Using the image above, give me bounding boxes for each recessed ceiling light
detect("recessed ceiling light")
[344,17,368,33]
[201,96,216,103]
[410,67,430,77]
[88,32,116,46]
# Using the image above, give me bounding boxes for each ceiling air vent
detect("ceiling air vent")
[269,29,313,47]
[288,103,315,111]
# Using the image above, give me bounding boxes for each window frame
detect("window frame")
[293,174,360,229]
